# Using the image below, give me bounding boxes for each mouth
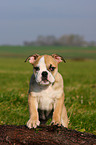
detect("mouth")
[40,78,50,85]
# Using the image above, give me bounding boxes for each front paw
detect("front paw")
[27,119,40,129]
[51,120,61,126]
[51,116,61,126]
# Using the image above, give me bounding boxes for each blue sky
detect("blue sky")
[0,0,96,45]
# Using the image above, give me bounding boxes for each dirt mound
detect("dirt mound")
[0,125,96,145]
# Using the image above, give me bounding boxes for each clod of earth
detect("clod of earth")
[0,125,96,145]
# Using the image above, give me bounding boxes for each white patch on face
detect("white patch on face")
[34,56,55,85]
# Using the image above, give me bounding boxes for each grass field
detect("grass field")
[0,46,96,134]
[0,45,96,59]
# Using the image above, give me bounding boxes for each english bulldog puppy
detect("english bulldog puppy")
[25,54,68,128]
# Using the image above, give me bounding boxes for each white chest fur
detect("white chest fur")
[32,84,63,111]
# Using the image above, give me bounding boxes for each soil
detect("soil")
[0,125,96,145]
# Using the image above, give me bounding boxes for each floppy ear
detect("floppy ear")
[52,54,66,63]
[25,54,40,64]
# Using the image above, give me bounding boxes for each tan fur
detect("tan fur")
[26,54,68,128]
[44,55,58,77]
[27,94,40,128]
[33,55,42,67]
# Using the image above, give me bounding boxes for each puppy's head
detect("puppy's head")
[25,54,65,86]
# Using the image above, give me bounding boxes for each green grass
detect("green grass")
[0,45,96,59]
[0,46,96,135]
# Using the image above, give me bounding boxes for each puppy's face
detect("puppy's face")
[33,55,57,85]
[25,54,65,86]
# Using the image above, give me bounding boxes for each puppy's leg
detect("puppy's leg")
[61,104,68,128]
[51,93,64,125]
[27,93,40,128]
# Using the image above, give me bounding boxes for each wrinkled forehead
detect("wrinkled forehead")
[34,55,57,68]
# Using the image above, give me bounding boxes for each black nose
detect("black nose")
[42,71,48,78]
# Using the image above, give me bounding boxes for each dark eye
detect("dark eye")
[49,65,56,71]
[34,67,40,71]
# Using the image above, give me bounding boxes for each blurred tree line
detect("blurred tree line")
[24,34,96,47]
